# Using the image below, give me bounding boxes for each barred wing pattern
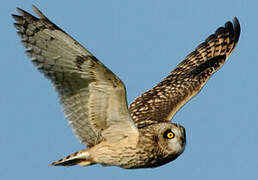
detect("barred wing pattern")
[129,18,240,128]
[12,6,137,147]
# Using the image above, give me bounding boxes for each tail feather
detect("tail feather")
[49,149,93,167]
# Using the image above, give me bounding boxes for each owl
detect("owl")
[12,6,240,169]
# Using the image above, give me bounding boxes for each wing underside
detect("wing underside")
[13,6,137,147]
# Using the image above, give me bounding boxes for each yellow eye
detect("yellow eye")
[167,132,174,139]
[163,130,175,139]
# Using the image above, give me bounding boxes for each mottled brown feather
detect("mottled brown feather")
[129,18,240,128]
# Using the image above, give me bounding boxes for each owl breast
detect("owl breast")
[120,126,183,169]
[90,126,182,169]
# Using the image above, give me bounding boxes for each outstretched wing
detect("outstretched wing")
[12,6,137,147]
[129,18,240,128]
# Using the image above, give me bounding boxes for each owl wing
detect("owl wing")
[12,6,138,147]
[129,18,240,128]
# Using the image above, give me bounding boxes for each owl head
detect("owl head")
[155,123,186,156]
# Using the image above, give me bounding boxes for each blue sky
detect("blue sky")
[1,0,257,179]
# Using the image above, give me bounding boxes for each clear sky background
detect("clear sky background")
[1,0,257,179]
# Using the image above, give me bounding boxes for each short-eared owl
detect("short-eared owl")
[12,6,240,168]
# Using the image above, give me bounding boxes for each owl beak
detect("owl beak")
[180,137,185,145]
[181,129,186,145]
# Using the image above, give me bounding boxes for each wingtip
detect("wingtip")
[233,17,241,44]
[233,17,239,25]
[11,14,20,21]
[32,4,46,19]
[233,17,241,33]
[31,4,37,10]
[16,7,25,15]
[32,4,39,14]
[224,17,241,45]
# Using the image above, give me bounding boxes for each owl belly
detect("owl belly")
[90,139,179,169]
[89,136,141,168]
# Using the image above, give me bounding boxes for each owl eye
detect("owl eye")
[163,130,175,139]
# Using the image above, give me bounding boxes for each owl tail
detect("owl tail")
[49,149,94,167]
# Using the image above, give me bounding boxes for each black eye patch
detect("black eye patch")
[163,129,175,139]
